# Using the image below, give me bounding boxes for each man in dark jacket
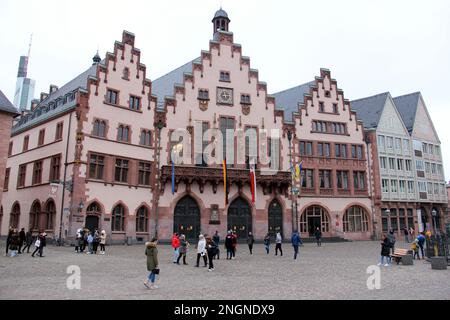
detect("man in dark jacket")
[291,230,302,260]
[5,227,13,256]
[22,230,33,253]
[247,232,255,255]
[225,231,234,260]
[18,228,26,254]
[314,227,322,247]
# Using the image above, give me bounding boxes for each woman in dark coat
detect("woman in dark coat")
[22,230,33,253]
[9,229,20,257]
[224,231,234,260]
[378,234,391,266]
[144,238,159,290]
[206,236,218,271]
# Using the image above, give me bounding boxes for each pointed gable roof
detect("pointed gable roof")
[0,90,19,115]
[272,81,315,122]
[393,92,421,134]
[350,92,390,129]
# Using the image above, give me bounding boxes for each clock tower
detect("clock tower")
[212,8,230,37]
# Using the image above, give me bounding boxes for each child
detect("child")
[411,239,420,260]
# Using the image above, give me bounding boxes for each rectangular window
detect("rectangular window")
[301,169,314,188]
[138,161,151,186]
[324,143,330,157]
[341,144,348,158]
[140,130,152,147]
[405,160,412,172]
[333,104,338,114]
[115,159,129,183]
[380,157,387,170]
[38,129,45,146]
[4,168,10,191]
[418,181,427,193]
[395,138,402,152]
[306,142,313,156]
[337,171,349,189]
[32,161,43,185]
[220,117,235,166]
[23,135,29,152]
[434,183,439,195]
[129,96,141,111]
[403,139,410,154]
[386,137,394,150]
[319,170,332,189]
[408,181,415,194]
[220,71,230,82]
[413,140,422,152]
[378,135,385,151]
[55,122,63,140]
[416,160,424,171]
[317,143,324,157]
[425,162,431,173]
[437,164,443,176]
[427,182,433,195]
[299,142,305,156]
[198,89,209,100]
[18,164,26,187]
[399,180,406,194]
[357,146,363,159]
[351,145,357,159]
[390,180,398,193]
[435,145,441,156]
[389,158,396,170]
[8,141,13,156]
[431,163,437,174]
[117,125,130,143]
[335,144,341,158]
[106,89,118,105]
[422,143,428,154]
[89,154,105,180]
[49,155,61,182]
[353,171,366,190]
[319,102,325,112]
[240,94,251,105]
[382,179,389,193]
[397,159,404,171]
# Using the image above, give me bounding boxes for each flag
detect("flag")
[171,161,175,195]
[295,161,303,181]
[223,159,228,206]
[250,160,257,204]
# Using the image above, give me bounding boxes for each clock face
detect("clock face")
[217,87,233,105]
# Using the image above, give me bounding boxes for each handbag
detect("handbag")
[152,268,160,275]
[35,239,41,247]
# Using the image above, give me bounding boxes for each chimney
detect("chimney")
[40,92,48,102]
[49,85,59,94]
[31,99,39,111]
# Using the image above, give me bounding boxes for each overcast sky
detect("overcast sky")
[1,0,449,181]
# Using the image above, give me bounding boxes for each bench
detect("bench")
[390,248,413,265]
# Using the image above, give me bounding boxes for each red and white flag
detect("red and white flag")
[250,160,257,204]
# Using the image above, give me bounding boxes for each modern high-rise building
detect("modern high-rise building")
[13,55,36,111]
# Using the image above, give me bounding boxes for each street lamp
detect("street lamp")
[287,131,298,233]
[385,209,391,233]
[153,120,165,239]
[432,209,438,235]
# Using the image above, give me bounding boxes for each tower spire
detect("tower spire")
[212,8,230,37]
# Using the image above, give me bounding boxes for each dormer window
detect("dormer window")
[240,94,251,105]
[56,99,63,107]
[220,71,230,82]
[333,104,338,114]
[198,89,210,100]
[319,102,325,112]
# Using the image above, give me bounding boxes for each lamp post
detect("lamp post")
[287,131,298,233]
[385,209,391,233]
[432,209,438,235]
[153,120,165,239]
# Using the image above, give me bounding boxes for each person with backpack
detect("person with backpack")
[417,232,426,259]
[247,232,255,255]
[387,229,396,254]
[196,234,208,268]
[263,233,271,254]
[212,231,220,260]
[224,231,234,260]
[291,230,302,261]
[275,232,283,256]
[206,236,218,272]
[144,238,159,290]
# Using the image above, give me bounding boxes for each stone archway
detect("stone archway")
[268,199,283,239]
[227,197,252,239]
[174,196,201,241]
[300,205,330,237]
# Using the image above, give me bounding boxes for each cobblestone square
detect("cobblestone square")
[0,240,449,300]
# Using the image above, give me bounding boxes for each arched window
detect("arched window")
[45,200,56,231]
[118,125,130,142]
[10,203,20,229]
[30,201,41,231]
[136,206,148,233]
[112,205,125,232]
[343,206,369,232]
[93,120,106,137]
[300,205,330,235]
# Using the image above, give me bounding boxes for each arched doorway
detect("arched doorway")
[300,205,330,237]
[268,199,283,239]
[10,203,20,229]
[86,202,102,232]
[228,197,252,239]
[174,196,200,241]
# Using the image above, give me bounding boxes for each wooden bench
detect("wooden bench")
[390,248,412,265]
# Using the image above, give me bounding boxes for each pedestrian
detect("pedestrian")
[176,234,189,265]
[196,234,208,267]
[18,228,26,254]
[79,228,85,253]
[291,230,302,261]
[247,232,255,255]
[231,231,237,259]
[100,230,107,254]
[378,234,391,267]
[212,231,220,260]
[4,226,13,256]
[275,232,283,256]
[32,232,46,258]
[206,236,218,272]
[411,238,420,260]
[403,227,409,243]
[9,229,20,257]
[263,233,270,254]
[314,227,322,247]
[93,229,100,254]
[417,232,426,259]
[171,232,180,263]
[144,237,159,290]
[409,227,415,240]
[22,229,33,253]
[225,231,234,260]
[87,233,94,254]
[387,229,396,254]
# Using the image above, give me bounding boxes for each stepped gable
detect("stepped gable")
[272,81,315,123]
